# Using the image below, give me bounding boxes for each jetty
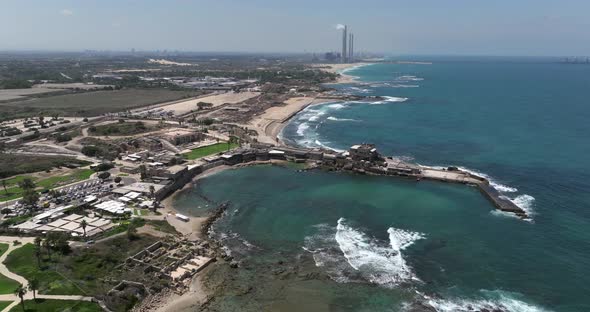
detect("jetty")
[173,143,528,220]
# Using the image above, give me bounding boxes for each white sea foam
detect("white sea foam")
[296,122,309,136]
[424,292,551,312]
[326,116,359,122]
[327,103,347,109]
[509,194,536,217]
[334,218,424,286]
[370,96,409,105]
[457,166,518,193]
[457,166,537,217]
[396,75,425,82]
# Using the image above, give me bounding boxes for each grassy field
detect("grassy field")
[0,154,90,179]
[0,301,12,311]
[0,169,94,202]
[3,244,84,296]
[4,234,158,296]
[182,142,239,160]
[8,299,102,312]
[0,89,199,121]
[0,243,20,294]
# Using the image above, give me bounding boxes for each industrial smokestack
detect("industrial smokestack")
[341,25,348,63]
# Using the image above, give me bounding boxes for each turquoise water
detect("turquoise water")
[175,57,590,311]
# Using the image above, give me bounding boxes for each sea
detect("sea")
[173,56,590,312]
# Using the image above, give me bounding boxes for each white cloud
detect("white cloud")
[60,9,74,16]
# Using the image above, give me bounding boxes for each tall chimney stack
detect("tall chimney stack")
[342,25,348,63]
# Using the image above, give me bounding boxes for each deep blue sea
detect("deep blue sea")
[175,57,590,311]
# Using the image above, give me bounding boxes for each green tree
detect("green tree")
[80,219,87,237]
[29,278,39,300]
[18,178,35,191]
[14,285,27,311]
[34,237,42,267]
[127,225,138,241]
[98,171,111,180]
[149,185,155,199]
[22,188,39,214]
[139,165,148,181]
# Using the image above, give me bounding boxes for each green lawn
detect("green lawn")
[3,244,83,296]
[182,142,239,160]
[133,209,148,216]
[0,169,94,202]
[35,169,94,190]
[8,299,102,312]
[0,301,12,311]
[0,243,20,294]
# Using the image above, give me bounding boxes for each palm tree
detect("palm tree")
[149,185,155,199]
[14,285,27,311]
[80,219,87,237]
[34,237,42,268]
[29,278,39,300]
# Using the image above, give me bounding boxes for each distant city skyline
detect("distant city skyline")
[1,0,590,56]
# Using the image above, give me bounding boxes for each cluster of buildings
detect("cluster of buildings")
[12,209,116,237]
[173,77,258,91]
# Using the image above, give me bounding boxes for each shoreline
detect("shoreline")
[248,63,376,146]
[247,96,342,146]
[312,62,372,84]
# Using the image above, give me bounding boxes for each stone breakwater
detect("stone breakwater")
[169,143,529,220]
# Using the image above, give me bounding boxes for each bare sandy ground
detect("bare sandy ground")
[156,91,260,116]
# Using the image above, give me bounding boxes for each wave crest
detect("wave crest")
[422,290,552,312]
[335,218,424,286]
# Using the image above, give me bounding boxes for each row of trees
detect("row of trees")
[13,234,72,311]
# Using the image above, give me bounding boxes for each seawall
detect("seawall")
[169,145,529,220]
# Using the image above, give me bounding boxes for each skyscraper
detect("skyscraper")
[342,25,348,63]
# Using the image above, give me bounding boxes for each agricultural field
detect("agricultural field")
[182,142,239,160]
[0,89,199,121]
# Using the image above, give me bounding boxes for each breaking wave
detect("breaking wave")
[457,166,518,193]
[370,96,409,105]
[326,116,359,122]
[395,75,424,82]
[456,166,536,217]
[305,218,425,287]
[509,194,536,217]
[421,290,551,312]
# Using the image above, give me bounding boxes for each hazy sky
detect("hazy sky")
[1,0,589,56]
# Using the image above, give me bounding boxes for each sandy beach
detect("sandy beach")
[246,96,338,145]
[312,63,371,83]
